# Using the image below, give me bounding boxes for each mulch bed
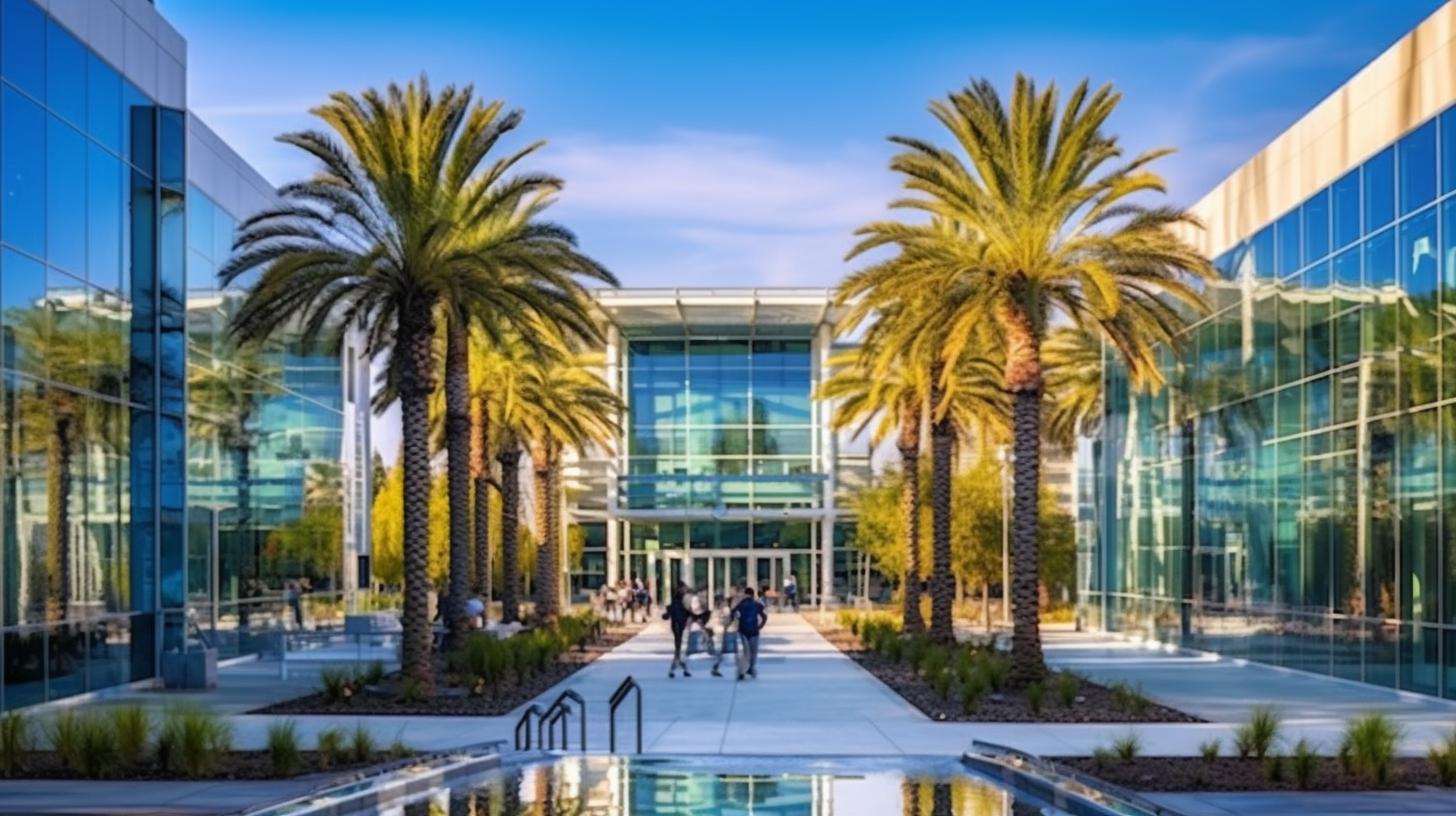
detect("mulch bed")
[253,623,642,717]
[0,750,406,781]
[815,622,1202,724]
[1055,755,1446,792]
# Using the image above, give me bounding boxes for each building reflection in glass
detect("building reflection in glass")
[412,757,1022,816]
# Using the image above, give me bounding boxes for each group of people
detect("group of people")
[662,581,775,681]
[599,578,654,623]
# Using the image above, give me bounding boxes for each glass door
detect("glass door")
[708,555,751,604]
[754,554,790,609]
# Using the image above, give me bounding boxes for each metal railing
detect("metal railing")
[514,704,545,751]
[608,676,642,753]
[539,690,586,751]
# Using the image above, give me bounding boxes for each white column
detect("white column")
[815,322,836,610]
[606,323,622,585]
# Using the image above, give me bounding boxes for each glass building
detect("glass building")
[0,0,369,709]
[576,290,849,606]
[1082,2,1456,698]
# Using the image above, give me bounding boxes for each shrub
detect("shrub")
[1234,705,1281,760]
[360,660,387,686]
[1340,713,1401,786]
[980,656,1010,692]
[1263,752,1283,782]
[885,636,905,664]
[1110,681,1151,716]
[316,726,346,769]
[0,711,30,775]
[320,666,357,704]
[1198,738,1221,762]
[267,720,302,778]
[1111,731,1142,762]
[1291,738,1319,790]
[398,676,428,704]
[108,705,150,765]
[1026,682,1044,716]
[388,728,411,760]
[1091,746,1115,770]
[1054,672,1079,707]
[157,706,233,778]
[349,722,376,764]
[52,710,118,778]
[961,672,988,715]
[1429,728,1456,787]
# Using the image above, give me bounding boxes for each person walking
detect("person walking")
[664,581,693,678]
[706,592,735,677]
[731,587,768,680]
[783,573,799,612]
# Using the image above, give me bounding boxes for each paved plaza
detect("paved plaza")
[8,613,1456,814]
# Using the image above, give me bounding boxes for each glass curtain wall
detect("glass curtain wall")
[1086,102,1456,698]
[0,0,178,708]
[615,334,823,598]
[185,187,346,659]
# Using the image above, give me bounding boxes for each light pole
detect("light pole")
[998,446,1012,627]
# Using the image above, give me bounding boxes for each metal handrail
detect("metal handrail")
[514,704,545,751]
[539,689,587,751]
[608,676,642,753]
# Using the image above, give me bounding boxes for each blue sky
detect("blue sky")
[159,0,1446,458]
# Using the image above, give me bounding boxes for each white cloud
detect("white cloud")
[546,131,893,230]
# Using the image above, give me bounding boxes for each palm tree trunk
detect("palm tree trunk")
[472,395,491,604]
[1002,301,1046,686]
[532,441,561,620]
[898,406,925,634]
[498,446,523,623]
[398,301,438,689]
[46,408,73,623]
[928,369,956,644]
[443,318,472,648]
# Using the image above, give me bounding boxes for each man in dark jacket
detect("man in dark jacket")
[663,582,694,678]
[731,587,769,680]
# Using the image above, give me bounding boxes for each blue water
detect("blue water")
[404,755,1053,815]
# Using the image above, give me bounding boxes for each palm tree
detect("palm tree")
[849,75,1213,681]
[837,266,1007,643]
[819,348,929,633]
[221,76,581,687]
[513,353,619,620]
[434,124,614,647]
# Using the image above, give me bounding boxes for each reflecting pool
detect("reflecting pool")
[401,755,1050,815]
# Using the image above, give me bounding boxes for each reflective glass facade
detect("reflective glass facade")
[0,0,359,708]
[587,305,837,606]
[0,0,180,708]
[185,188,347,659]
[1084,95,1456,698]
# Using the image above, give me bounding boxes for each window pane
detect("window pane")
[87,53,121,152]
[122,81,154,177]
[1363,147,1395,233]
[1276,281,1302,385]
[1304,261,1331,376]
[87,143,123,293]
[3,87,47,257]
[1302,189,1329,262]
[48,267,91,390]
[1444,200,1456,400]
[1251,225,1275,280]
[1276,210,1300,277]
[47,115,87,275]
[1365,227,1395,287]
[45,19,87,128]
[159,108,185,192]
[1,249,48,379]
[2,0,46,98]
[1400,207,1439,408]
[1332,169,1361,249]
[1445,109,1456,195]
[1398,120,1437,215]
[753,428,811,456]
[1399,411,1438,624]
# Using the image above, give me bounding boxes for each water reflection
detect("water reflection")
[406,757,1035,816]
